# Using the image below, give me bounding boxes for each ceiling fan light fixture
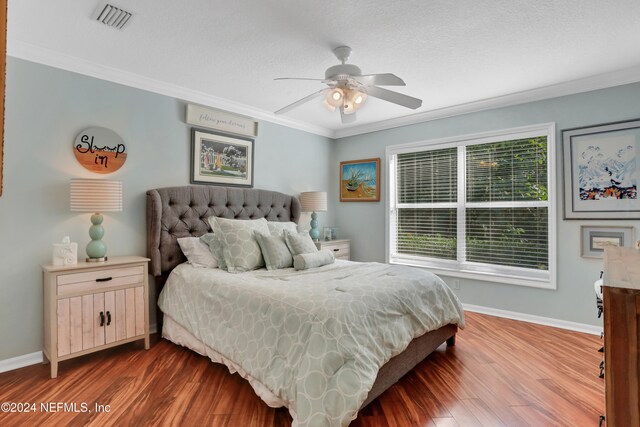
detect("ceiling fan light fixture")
[274,46,422,123]
[323,99,337,112]
[344,89,367,111]
[325,88,344,109]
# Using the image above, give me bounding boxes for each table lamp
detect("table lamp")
[300,191,327,241]
[70,179,123,262]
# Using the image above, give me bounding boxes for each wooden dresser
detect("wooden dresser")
[603,246,640,426]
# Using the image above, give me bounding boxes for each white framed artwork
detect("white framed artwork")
[563,119,640,219]
[580,225,635,258]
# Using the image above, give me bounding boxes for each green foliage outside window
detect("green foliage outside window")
[396,137,548,271]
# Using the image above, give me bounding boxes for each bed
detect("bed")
[147,185,464,427]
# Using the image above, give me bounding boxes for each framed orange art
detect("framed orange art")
[339,158,380,202]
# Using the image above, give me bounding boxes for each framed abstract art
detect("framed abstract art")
[563,119,640,219]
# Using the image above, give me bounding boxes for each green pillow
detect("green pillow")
[255,232,293,270]
[267,221,298,236]
[199,233,227,270]
[208,217,269,273]
[284,230,318,256]
[293,250,335,270]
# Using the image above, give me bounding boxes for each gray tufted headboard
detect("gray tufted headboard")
[146,185,301,277]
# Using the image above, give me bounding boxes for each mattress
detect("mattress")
[158,260,464,427]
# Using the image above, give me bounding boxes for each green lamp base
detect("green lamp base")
[86,213,108,262]
[309,211,320,241]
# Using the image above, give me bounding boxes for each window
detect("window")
[387,123,556,289]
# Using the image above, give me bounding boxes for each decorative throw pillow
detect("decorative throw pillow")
[177,237,218,268]
[267,221,298,237]
[284,230,318,256]
[199,233,227,271]
[208,217,269,273]
[293,250,335,271]
[255,232,293,270]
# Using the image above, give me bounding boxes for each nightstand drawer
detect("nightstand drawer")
[322,243,350,259]
[57,266,144,296]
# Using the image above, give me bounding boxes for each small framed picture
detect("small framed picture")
[580,225,635,258]
[191,128,254,188]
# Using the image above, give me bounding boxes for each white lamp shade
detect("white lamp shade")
[300,191,327,212]
[70,179,123,212]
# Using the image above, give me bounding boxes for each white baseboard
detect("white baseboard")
[463,303,602,335]
[0,326,159,374]
[0,351,43,374]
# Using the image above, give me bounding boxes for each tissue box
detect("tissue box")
[53,242,78,266]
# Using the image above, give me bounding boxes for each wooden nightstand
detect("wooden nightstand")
[42,256,150,378]
[315,239,351,260]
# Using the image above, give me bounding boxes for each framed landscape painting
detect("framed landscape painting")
[191,128,254,188]
[563,119,640,219]
[340,158,380,202]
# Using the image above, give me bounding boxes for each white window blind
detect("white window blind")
[396,148,458,260]
[388,124,556,289]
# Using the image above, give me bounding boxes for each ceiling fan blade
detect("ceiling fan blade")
[274,77,328,82]
[340,108,357,124]
[275,89,326,114]
[353,73,406,86]
[366,86,422,109]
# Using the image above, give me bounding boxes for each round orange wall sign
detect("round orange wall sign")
[73,127,127,174]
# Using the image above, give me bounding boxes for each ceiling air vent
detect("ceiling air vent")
[93,3,133,30]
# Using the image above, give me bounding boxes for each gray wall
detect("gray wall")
[332,83,640,326]
[0,58,333,360]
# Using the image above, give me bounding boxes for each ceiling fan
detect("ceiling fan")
[274,46,422,124]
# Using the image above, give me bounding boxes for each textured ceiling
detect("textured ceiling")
[8,0,640,136]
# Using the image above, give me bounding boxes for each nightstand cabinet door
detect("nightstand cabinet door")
[104,291,116,344]
[93,293,105,347]
[55,286,146,353]
[56,299,71,357]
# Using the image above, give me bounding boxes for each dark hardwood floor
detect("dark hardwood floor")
[0,312,603,426]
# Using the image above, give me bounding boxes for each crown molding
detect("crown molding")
[7,40,335,138]
[9,40,640,141]
[334,65,640,139]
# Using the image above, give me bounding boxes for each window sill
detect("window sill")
[389,258,556,290]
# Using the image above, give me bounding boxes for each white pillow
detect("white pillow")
[208,217,269,273]
[177,237,219,268]
[267,221,298,236]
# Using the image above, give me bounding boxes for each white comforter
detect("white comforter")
[158,260,464,427]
